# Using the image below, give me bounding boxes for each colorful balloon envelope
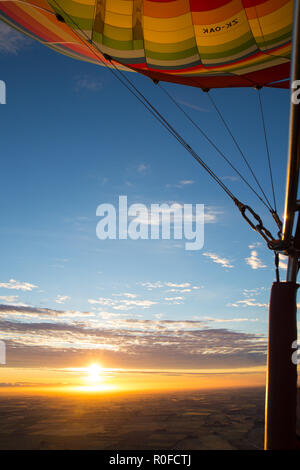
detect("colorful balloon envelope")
[0,0,293,89]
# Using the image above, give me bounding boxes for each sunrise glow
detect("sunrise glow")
[86,363,103,383]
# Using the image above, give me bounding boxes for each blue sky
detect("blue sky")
[0,23,296,375]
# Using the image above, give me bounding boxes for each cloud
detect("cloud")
[166,288,192,293]
[164,297,184,301]
[179,180,194,185]
[140,281,202,294]
[278,254,288,270]
[0,279,38,291]
[0,23,32,54]
[140,282,164,290]
[0,296,28,307]
[228,299,268,309]
[203,209,222,224]
[177,99,210,113]
[166,180,195,189]
[0,316,267,368]
[0,295,19,303]
[0,304,92,319]
[245,249,267,270]
[0,382,64,388]
[88,296,157,310]
[165,282,190,288]
[203,317,259,323]
[55,295,70,305]
[221,176,240,182]
[243,288,265,296]
[202,252,233,269]
[74,75,102,92]
[137,164,149,173]
[113,293,137,299]
[228,287,268,309]
[124,202,221,227]
[164,296,184,304]
[248,242,262,249]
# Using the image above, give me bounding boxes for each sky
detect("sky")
[0,21,298,393]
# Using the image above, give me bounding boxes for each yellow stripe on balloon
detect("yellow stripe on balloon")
[17,2,81,42]
[105,10,133,29]
[143,12,192,33]
[106,0,133,16]
[194,11,250,47]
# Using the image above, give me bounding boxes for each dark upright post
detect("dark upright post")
[265,281,298,449]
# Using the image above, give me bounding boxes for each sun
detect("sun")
[87,363,102,383]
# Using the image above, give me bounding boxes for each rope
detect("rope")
[258,89,277,213]
[50,0,283,250]
[207,91,274,212]
[51,0,239,204]
[158,83,272,211]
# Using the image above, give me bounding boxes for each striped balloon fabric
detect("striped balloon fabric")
[0,0,293,88]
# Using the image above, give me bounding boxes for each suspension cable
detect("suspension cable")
[51,0,241,203]
[158,83,272,212]
[257,88,278,213]
[51,0,284,249]
[103,58,237,201]
[207,91,274,212]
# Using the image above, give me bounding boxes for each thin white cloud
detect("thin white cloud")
[164,296,184,304]
[137,163,149,173]
[221,176,240,182]
[164,296,184,301]
[177,99,210,113]
[113,293,137,299]
[202,252,233,269]
[74,75,102,92]
[88,297,114,307]
[0,295,19,303]
[165,282,190,288]
[0,23,32,54]
[124,202,221,226]
[243,288,264,296]
[140,282,164,290]
[55,295,70,305]
[228,299,268,308]
[245,248,267,270]
[278,254,288,270]
[154,313,164,319]
[166,288,192,293]
[179,180,194,185]
[0,304,92,319]
[140,281,202,294]
[228,287,268,309]
[166,180,195,189]
[0,279,38,291]
[88,296,157,310]
[203,316,259,323]
[204,210,222,223]
[248,242,262,249]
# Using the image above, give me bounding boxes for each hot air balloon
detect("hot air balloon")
[0,0,298,450]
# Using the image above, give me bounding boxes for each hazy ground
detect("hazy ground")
[0,387,274,450]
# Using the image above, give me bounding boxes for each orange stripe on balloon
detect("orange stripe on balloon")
[192,0,243,25]
[245,0,291,20]
[143,0,190,18]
